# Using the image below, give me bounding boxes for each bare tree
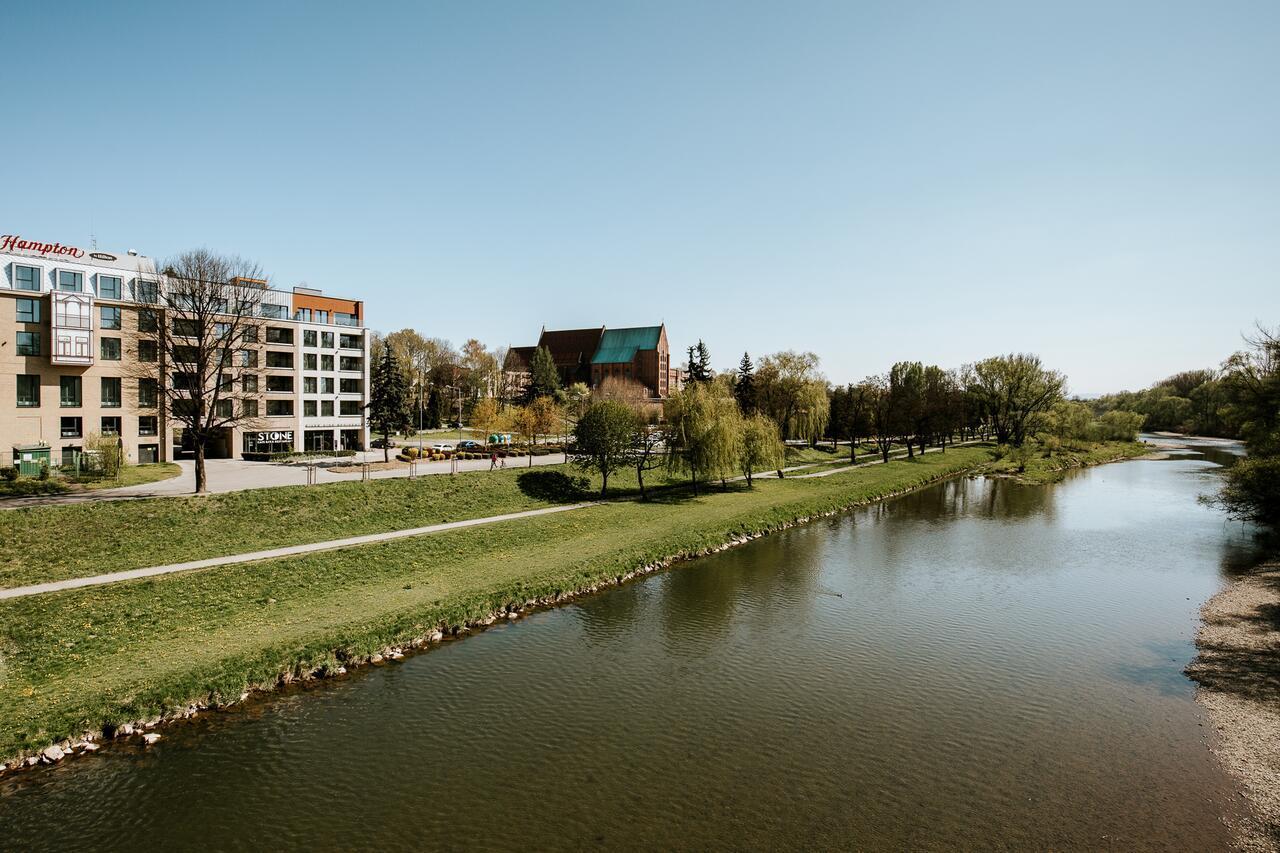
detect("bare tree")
[128,249,268,493]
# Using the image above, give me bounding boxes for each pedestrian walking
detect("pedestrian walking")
[490,452,498,471]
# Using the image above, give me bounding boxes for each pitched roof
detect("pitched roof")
[504,346,536,372]
[536,327,605,370]
[591,326,663,364]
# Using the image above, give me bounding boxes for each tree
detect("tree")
[829,382,873,461]
[864,375,896,463]
[666,382,742,494]
[366,341,414,461]
[755,351,831,444]
[470,397,501,438]
[888,361,925,458]
[739,413,785,486]
[526,345,561,402]
[84,431,125,479]
[735,352,756,414]
[686,340,712,383]
[128,249,267,493]
[573,400,640,496]
[631,421,665,501]
[966,354,1066,447]
[425,386,448,429]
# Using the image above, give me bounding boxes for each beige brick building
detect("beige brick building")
[1,233,370,468]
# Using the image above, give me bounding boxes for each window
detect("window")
[321,377,334,394]
[138,415,158,436]
[214,322,231,338]
[242,399,259,418]
[335,311,358,327]
[304,400,318,417]
[172,318,199,337]
[265,326,293,344]
[133,279,159,303]
[340,400,362,416]
[60,417,82,438]
[242,325,259,344]
[304,353,318,371]
[55,298,90,329]
[215,399,233,419]
[62,445,82,467]
[340,378,362,394]
[266,351,293,369]
[16,297,41,324]
[60,376,82,407]
[16,375,39,407]
[138,378,158,408]
[321,332,334,348]
[266,375,294,393]
[303,330,317,347]
[138,339,157,362]
[173,345,199,364]
[57,270,83,292]
[241,373,259,392]
[339,333,361,349]
[138,308,158,332]
[14,264,40,291]
[138,444,159,464]
[97,275,121,300]
[320,354,334,371]
[266,399,294,417]
[101,416,122,436]
[303,377,317,394]
[239,350,258,368]
[101,337,121,360]
[17,331,40,355]
[295,308,312,322]
[260,303,287,319]
[339,356,362,371]
[101,377,122,407]
[173,372,201,392]
[321,400,334,417]
[100,306,122,330]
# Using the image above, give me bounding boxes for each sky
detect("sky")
[5,0,1278,395]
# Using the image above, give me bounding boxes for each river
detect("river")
[0,437,1267,850]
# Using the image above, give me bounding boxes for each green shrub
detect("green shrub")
[38,462,51,481]
[0,467,17,482]
[1216,456,1280,526]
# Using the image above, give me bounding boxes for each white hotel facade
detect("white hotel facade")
[0,233,370,466]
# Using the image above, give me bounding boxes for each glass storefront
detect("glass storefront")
[243,430,295,457]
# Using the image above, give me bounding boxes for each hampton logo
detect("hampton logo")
[0,234,86,259]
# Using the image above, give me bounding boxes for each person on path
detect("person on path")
[490,452,498,471]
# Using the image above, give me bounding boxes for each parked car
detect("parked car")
[431,442,454,452]
[457,440,482,450]
[371,437,397,449]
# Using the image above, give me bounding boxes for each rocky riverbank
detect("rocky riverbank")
[1187,561,1280,853]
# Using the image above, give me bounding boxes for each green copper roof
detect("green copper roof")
[591,326,662,364]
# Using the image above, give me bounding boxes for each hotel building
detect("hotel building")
[0,233,370,467]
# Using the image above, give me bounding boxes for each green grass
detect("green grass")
[72,463,183,492]
[983,440,1150,484]
[0,445,997,761]
[0,478,69,498]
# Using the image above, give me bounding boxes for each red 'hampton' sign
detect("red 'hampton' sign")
[0,235,86,259]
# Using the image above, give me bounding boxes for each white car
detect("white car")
[430,443,454,452]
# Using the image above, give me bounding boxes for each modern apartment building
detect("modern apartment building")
[0,233,369,466]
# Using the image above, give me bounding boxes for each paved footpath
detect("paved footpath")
[0,502,596,601]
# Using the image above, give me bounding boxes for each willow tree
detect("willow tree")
[739,413,785,486]
[755,350,830,444]
[966,354,1066,447]
[666,382,742,494]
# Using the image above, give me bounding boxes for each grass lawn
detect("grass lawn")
[984,440,1150,484]
[0,445,997,761]
[73,463,183,492]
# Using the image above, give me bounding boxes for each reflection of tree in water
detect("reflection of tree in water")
[653,531,825,657]
[976,477,1058,522]
[571,580,649,648]
[858,475,1058,526]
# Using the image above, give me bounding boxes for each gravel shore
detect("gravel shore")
[1187,561,1280,853]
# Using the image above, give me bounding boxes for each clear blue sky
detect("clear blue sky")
[7,0,1278,394]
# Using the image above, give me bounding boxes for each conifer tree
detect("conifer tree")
[735,352,756,413]
[366,341,414,461]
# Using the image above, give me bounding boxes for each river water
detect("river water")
[0,438,1267,850]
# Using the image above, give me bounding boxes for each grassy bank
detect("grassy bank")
[982,440,1150,484]
[0,445,997,762]
[0,463,181,499]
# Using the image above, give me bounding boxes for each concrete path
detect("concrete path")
[0,501,597,600]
